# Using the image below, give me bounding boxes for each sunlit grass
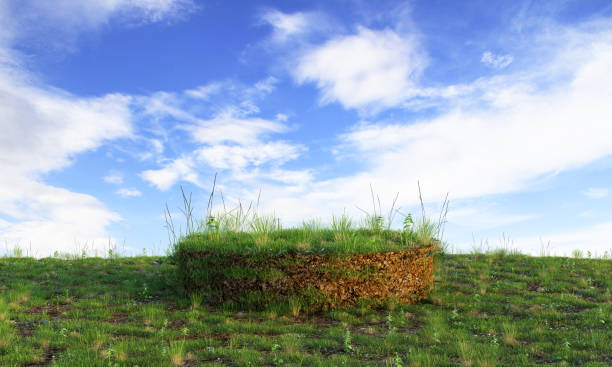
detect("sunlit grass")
[0,249,608,366]
[1,179,609,365]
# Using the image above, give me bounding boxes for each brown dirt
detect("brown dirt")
[182,245,435,308]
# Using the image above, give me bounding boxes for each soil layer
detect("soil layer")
[178,245,435,309]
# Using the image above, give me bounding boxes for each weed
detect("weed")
[250,214,282,236]
[331,211,354,240]
[190,292,203,310]
[103,347,120,367]
[206,215,220,239]
[140,282,153,302]
[289,297,301,318]
[343,328,354,353]
[386,312,397,334]
[271,343,284,365]
[386,353,405,367]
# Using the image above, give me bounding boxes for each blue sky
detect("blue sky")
[2,0,612,257]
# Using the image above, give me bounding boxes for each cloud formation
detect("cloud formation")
[481,51,514,69]
[0,62,133,255]
[221,19,612,256]
[104,172,124,185]
[261,10,314,42]
[116,188,143,198]
[0,0,196,55]
[295,27,427,112]
[583,187,610,199]
[138,80,307,191]
[0,0,195,256]
[516,221,612,256]
[13,0,195,32]
[332,31,612,202]
[259,9,335,44]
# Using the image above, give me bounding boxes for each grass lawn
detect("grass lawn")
[0,250,609,367]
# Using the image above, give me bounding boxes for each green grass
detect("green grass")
[174,228,431,255]
[164,180,450,258]
[0,251,609,366]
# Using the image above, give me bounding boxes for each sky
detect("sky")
[1,0,612,257]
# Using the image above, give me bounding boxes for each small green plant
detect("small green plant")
[166,327,190,366]
[388,353,405,367]
[402,214,413,231]
[158,318,169,338]
[401,213,416,246]
[59,327,69,337]
[343,328,354,353]
[140,282,153,302]
[271,343,284,365]
[490,334,499,347]
[167,339,186,367]
[104,347,119,367]
[331,211,354,239]
[249,214,281,235]
[301,218,322,233]
[206,215,220,239]
[558,339,571,361]
[190,292,203,310]
[386,311,397,334]
[107,248,117,260]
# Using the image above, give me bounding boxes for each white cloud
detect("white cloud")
[150,138,164,154]
[141,91,199,124]
[515,221,612,256]
[253,77,279,94]
[185,82,223,100]
[137,77,305,191]
[14,0,195,33]
[260,10,332,43]
[481,51,514,69]
[209,21,612,234]
[116,188,142,197]
[0,0,189,257]
[0,84,133,175]
[583,187,609,199]
[0,194,122,258]
[447,206,536,230]
[295,27,427,112]
[104,171,124,185]
[330,29,612,203]
[0,54,133,256]
[0,0,195,57]
[140,111,307,189]
[0,2,15,47]
[140,156,199,191]
[0,170,125,258]
[275,113,289,122]
[184,112,289,146]
[261,10,311,40]
[142,79,279,124]
[265,169,314,185]
[196,142,303,170]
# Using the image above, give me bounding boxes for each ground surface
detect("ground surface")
[0,253,610,366]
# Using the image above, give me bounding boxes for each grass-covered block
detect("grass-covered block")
[174,229,436,310]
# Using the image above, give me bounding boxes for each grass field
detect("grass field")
[0,250,609,367]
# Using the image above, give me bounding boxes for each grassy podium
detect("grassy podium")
[174,228,437,313]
